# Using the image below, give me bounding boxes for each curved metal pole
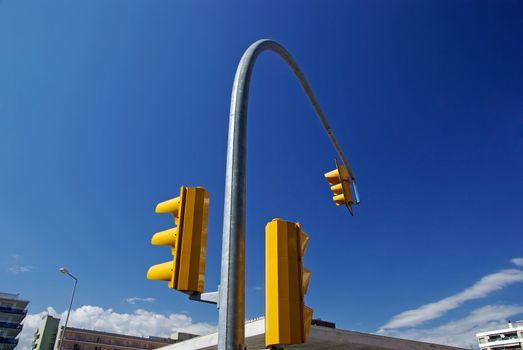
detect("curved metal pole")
[218,39,357,350]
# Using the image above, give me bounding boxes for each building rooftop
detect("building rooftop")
[0,292,30,306]
[158,318,466,350]
[62,327,175,344]
[476,320,523,337]
[0,293,20,299]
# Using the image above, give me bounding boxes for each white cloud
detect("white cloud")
[18,306,216,350]
[64,306,216,336]
[379,304,523,349]
[511,258,523,267]
[7,265,34,273]
[380,269,523,331]
[124,297,155,305]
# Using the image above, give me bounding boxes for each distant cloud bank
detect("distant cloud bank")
[377,259,523,348]
[5,254,33,273]
[7,265,33,273]
[124,297,155,305]
[381,304,523,348]
[379,268,523,331]
[17,305,216,350]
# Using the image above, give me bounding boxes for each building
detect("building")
[0,292,29,350]
[169,334,199,344]
[476,321,523,350]
[30,317,197,350]
[158,317,466,350]
[54,327,195,350]
[32,315,60,350]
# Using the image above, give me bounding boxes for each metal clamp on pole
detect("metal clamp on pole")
[187,291,219,306]
[352,181,361,204]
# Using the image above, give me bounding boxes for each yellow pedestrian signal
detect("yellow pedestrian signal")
[265,219,313,347]
[146,186,210,294]
[324,158,354,215]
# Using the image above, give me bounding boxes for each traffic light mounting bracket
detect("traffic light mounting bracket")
[187,290,219,306]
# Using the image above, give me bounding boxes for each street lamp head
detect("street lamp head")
[59,267,69,275]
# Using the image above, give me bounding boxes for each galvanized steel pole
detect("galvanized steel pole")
[59,268,78,350]
[218,39,357,350]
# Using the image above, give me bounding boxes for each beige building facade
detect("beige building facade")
[32,315,60,350]
[54,327,176,350]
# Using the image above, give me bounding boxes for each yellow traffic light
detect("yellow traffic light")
[265,219,313,347]
[146,186,210,294]
[324,158,354,215]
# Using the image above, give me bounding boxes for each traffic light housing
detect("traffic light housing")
[265,219,313,348]
[324,158,354,215]
[146,186,210,294]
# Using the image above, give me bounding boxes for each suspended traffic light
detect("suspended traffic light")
[324,158,354,215]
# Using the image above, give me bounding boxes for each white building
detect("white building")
[159,317,465,350]
[0,292,30,350]
[476,321,523,350]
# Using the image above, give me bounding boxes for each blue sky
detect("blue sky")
[1,1,522,349]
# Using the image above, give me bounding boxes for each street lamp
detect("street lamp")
[58,267,78,350]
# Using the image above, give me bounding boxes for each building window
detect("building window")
[73,344,79,350]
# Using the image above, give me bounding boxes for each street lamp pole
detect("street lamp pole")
[217,39,359,350]
[59,268,78,350]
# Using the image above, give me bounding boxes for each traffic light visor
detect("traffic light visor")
[324,169,340,185]
[151,227,178,246]
[156,196,181,215]
[147,261,173,282]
